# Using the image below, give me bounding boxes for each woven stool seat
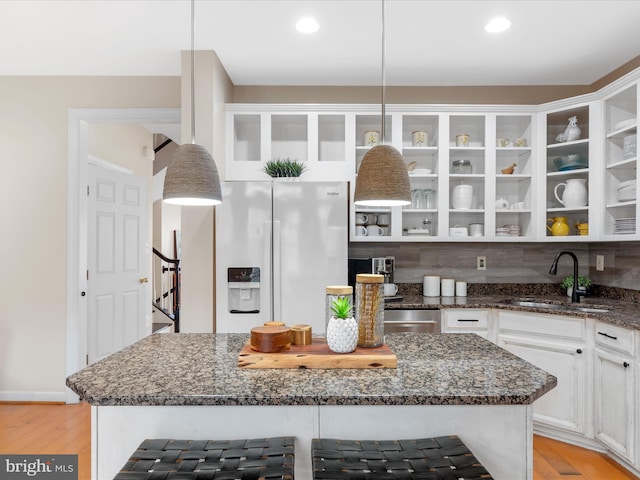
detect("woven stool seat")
[312,436,493,480]
[115,437,295,480]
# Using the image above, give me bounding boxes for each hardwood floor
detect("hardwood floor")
[0,402,638,480]
[0,402,90,480]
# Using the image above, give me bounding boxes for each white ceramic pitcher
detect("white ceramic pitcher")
[554,178,587,208]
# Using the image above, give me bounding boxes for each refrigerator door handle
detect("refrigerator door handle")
[272,220,282,322]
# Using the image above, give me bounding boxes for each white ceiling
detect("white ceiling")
[1,0,639,86]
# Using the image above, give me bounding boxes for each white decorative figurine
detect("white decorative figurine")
[556,116,582,143]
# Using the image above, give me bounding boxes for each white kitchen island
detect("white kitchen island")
[66,333,556,480]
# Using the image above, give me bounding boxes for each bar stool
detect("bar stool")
[312,435,493,479]
[115,436,295,480]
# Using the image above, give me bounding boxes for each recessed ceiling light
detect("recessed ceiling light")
[295,17,319,34]
[485,17,511,33]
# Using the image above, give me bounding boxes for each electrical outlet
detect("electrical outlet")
[477,256,487,270]
[596,255,605,271]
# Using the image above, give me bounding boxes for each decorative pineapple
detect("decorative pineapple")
[326,296,358,353]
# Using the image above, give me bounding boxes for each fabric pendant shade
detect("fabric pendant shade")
[163,144,222,206]
[354,145,411,206]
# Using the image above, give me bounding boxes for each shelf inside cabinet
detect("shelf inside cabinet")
[606,200,637,209]
[607,158,637,169]
[547,206,589,213]
[547,168,589,178]
[546,105,590,145]
[607,123,637,139]
[547,138,589,152]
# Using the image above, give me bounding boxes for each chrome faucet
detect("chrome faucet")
[549,250,584,303]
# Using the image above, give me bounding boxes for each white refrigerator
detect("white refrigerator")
[215,181,348,333]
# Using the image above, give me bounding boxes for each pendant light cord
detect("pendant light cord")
[380,0,386,143]
[190,0,196,144]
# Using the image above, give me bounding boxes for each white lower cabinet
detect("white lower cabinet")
[441,309,494,342]
[441,308,640,475]
[593,322,635,464]
[496,311,589,437]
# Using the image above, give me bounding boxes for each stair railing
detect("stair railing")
[152,247,181,332]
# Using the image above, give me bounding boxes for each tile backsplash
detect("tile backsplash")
[349,241,640,291]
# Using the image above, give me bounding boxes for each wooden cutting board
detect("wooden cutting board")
[238,338,397,369]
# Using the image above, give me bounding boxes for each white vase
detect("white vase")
[326,316,358,353]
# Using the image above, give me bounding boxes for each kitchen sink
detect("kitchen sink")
[504,300,565,309]
[570,306,610,313]
[503,299,611,314]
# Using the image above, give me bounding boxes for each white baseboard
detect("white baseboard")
[0,390,67,403]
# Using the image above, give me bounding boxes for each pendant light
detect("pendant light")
[354,0,410,207]
[163,0,222,206]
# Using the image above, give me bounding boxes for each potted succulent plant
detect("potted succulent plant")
[561,275,592,298]
[326,296,358,353]
[263,157,307,178]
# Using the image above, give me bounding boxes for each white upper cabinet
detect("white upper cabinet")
[351,108,537,242]
[539,102,596,241]
[226,106,351,182]
[224,68,640,242]
[602,81,639,240]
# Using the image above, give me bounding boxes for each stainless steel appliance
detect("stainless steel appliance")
[348,256,395,286]
[384,309,441,334]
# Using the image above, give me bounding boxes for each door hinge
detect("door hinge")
[85,354,89,366]
[87,185,90,196]
[87,270,89,280]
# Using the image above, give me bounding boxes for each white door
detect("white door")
[594,347,635,462]
[88,165,149,364]
[498,334,586,434]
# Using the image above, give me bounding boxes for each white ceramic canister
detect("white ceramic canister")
[364,131,380,146]
[423,275,440,297]
[554,178,587,208]
[452,184,473,209]
[412,130,428,146]
[455,281,467,297]
[441,278,455,297]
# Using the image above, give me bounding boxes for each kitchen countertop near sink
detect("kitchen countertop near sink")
[385,292,640,330]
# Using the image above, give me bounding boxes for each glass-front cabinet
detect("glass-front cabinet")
[541,103,594,241]
[603,82,638,239]
[225,68,640,243]
[351,108,537,242]
[225,106,350,181]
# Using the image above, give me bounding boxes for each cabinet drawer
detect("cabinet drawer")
[498,311,585,341]
[595,322,635,355]
[444,309,488,329]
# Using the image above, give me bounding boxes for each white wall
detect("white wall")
[179,51,233,333]
[0,76,179,401]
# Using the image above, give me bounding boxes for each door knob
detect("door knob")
[139,277,149,284]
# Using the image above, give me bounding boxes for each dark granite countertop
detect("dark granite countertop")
[385,293,640,331]
[66,333,556,407]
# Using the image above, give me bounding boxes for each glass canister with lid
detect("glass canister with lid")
[355,274,384,347]
[325,285,354,327]
[452,159,472,174]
